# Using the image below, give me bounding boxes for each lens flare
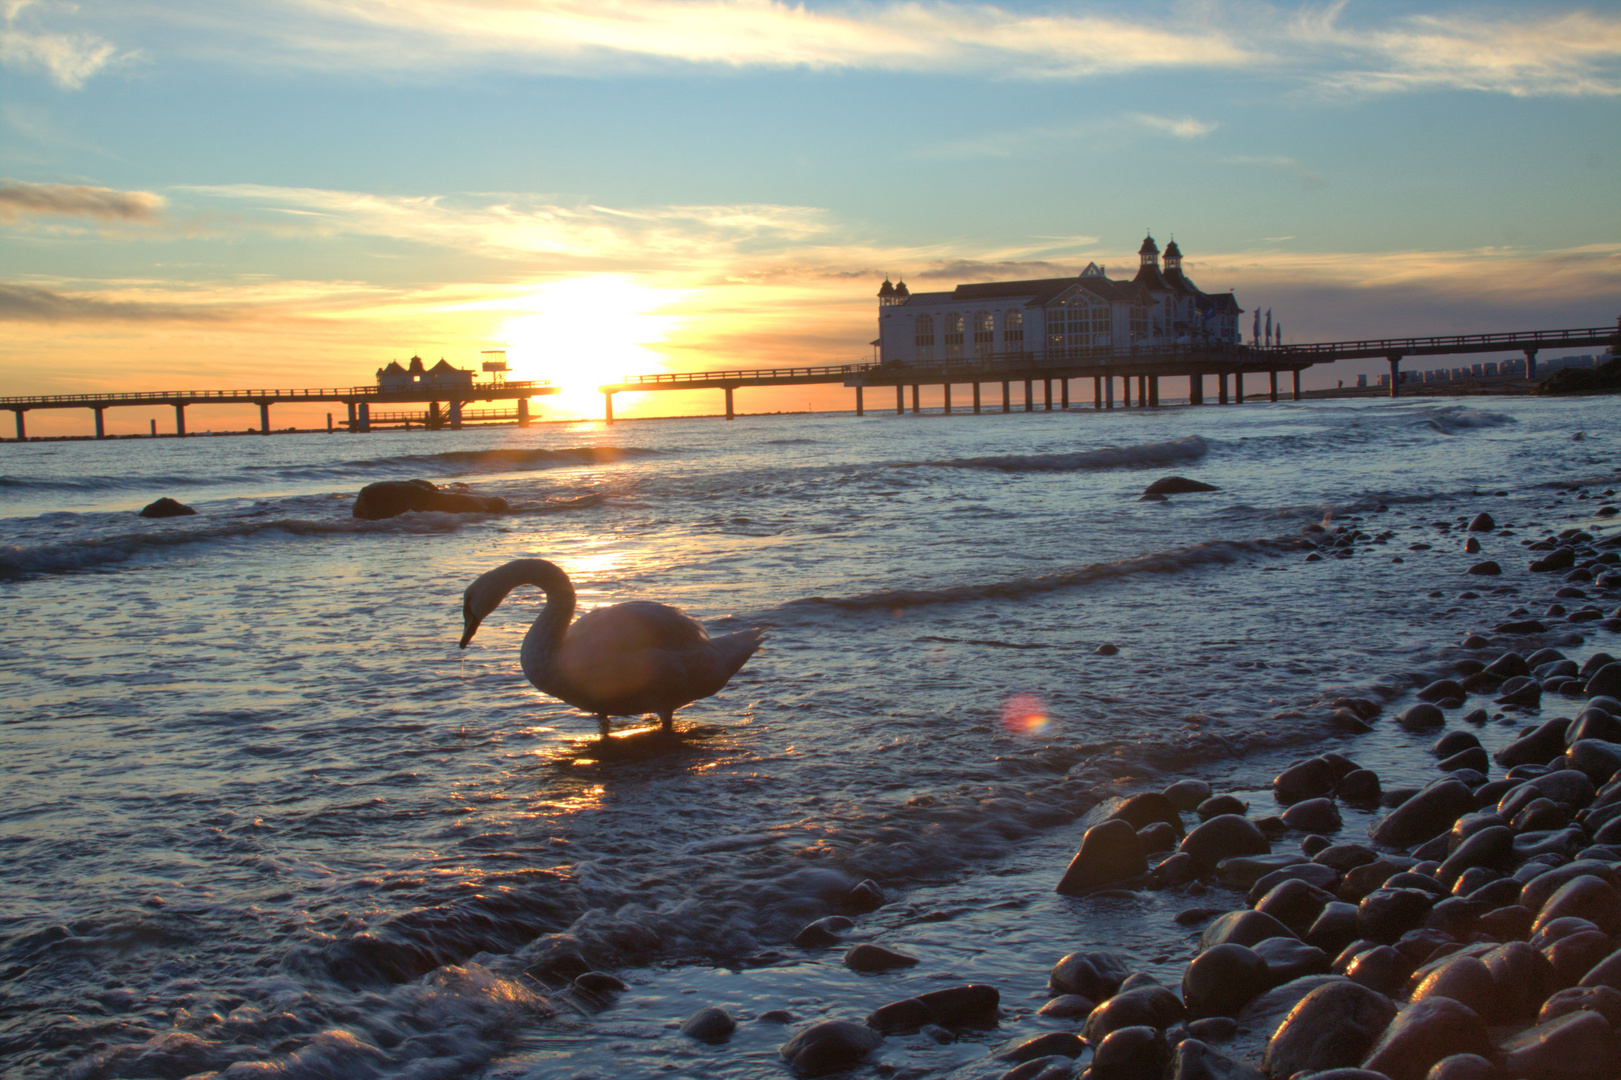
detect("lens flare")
[1000,693,1050,736]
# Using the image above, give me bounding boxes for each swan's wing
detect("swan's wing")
[553,604,761,717]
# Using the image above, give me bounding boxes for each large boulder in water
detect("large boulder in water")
[139,497,196,518]
[353,479,508,520]
[1144,476,1219,496]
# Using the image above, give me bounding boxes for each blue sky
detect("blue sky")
[2,0,1618,427]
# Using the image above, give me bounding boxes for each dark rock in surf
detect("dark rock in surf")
[353,478,508,520]
[1084,1025,1170,1080]
[138,496,196,518]
[1107,792,1185,836]
[1095,642,1119,655]
[1182,944,1269,1019]
[1180,815,1269,872]
[1050,951,1130,1000]
[1081,985,1183,1041]
[1164,779,1213,813]
[1467,513,1495,532]
[1369,779,1474,848]
[1056,819,1147,895]
[843,944,918,972]
[996,1032,1086,1063]
[682,1006,737,1042]
[1283,798,1342,833]
[1588,663,1621,699]
[1465,561,1501,576]
[780,1020,883,1076]
[1144,476,1219,496]
[1397,704,1446,731]
[1168,1038,1263,1080]
[841,879,885,914]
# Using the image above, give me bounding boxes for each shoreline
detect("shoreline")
[482,477,1621,1080]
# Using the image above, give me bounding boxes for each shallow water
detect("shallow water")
[1,396,1617,1078]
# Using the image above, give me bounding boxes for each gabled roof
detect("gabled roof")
[380,361,407,375]
[951,278,1074,301]
[1162,266,1199,296]
[429,358,463,374]
[1133,263,1170,292]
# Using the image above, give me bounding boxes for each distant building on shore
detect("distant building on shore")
[875,234,1243,366]
[376,355,475,392]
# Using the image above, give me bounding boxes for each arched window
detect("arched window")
[1004,309,1024,348]
[914,314,934,360]
[944,312,964,357]
[973,311,994,356]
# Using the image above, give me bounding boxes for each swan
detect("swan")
[459,558,764,739]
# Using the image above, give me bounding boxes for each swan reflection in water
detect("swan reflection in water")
[460,559,764,745]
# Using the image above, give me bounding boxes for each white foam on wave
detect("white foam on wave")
[1420,407,1517,434]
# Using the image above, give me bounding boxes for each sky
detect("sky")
[2,0,1619,432]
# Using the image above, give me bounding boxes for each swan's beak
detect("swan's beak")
[460,597,481,649]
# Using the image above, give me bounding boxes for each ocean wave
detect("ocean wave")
[334,444,661,477]
[925,435,1208,472]
[777,535,1303,615]
[0,495,603,581]
[1419,407,1517,435]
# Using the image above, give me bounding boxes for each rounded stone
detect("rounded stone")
[779,1019,883,1076]
[1345,945,1412,997]
[1424,1055,1497,1080]
[1182,943,1270,1019]
[1467,513,1495,532]
[1164,779,1213,812]
[843,943,920,973]
[1056,818,1148,895]
[997,1031,1086,1063]
[1083,1025,1169,1080]
[1541,985,1621,1026]
[1106,792,1185,835]
[682,1006,737,1042]
[1407,955,1496,1018]
[1436,826,1514,890]
[1283,797,1343,833]
[1399,703,1448,731]
[1179,814,1269,872]
[1579,946,1621,991]
[1586,663,1621,699]
[1256,877,1338,937]
[1438,747,1490,775]
[1036,993,1095,1019]
[1196,794,1248,820]
[1545,931,1616,989]
[1533,876,1621,937]
[1049,951,1130,1000]
[1137,821,1177,854]
[1200,909,1297,950]
[1080,985,1183,1042]
[1466,561,1501,576]
[1369,779,1475,849]
[1358,888,1437,945]
[1276,757,1339,802]
[1360,997,1493,1080]
[1262,979,1397,1079]
[1500,1010,1621,1080]
[1337,770,1383,806]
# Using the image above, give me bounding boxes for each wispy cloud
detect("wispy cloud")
[1224,154,1327,190]
[0,282,240,322]
[100,1,1619,99]
[1135,113,1218,138]
[1,0,129,88]
[0,179,165,223]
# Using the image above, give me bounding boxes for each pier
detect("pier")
[0,380,556,440]
[597,323,1617,421]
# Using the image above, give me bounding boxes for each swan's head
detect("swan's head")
[460,583,492,649]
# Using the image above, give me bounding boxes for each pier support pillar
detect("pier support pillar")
[346,400,358,432]
[725,386,735,420]
[1148,376,1159,407]
[1094,376,1103,409]
[1060,379,1069,409]
[12,409,24,441]
[259,401,271,434]
[1388,354,1402,398]
[1524,347,1539,379]
[1292,369,1302,401]
[150,419,157,437]
[428,401,443,430]
[327,413,333,433]
[1190,373,1203,405]
[1269,370,1279,403]
[1218,374,1228,405]
[1235,373,1244,403]
[518,398,531,426]
[449,400,464,430]
[604,393,614,424]
[1023,380,1033,412]
[1043,379,1052,411]
[896,385,904,414]
[1105,376,1114,409]
[1002,381,1011,413]
[1122,376,1131,409]
[911,384,920,414]
[1137,375,1147,407]
[855,385,864,417]
[93,407,105,439]
[943,383,951,414]
[972,382,981,414]
[174,403,187,437]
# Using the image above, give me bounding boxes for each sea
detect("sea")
[1,394,1618,1080]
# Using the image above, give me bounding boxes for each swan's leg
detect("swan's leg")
[597,714,611,740]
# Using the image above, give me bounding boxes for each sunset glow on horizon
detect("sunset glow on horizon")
[2,2,1618,434]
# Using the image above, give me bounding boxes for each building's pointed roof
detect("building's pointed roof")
[381,360,407,375]
[407,355,426,373]
[429,358,461,374]
[878,278,895,298]
[1139,233,1159,256]
[1163,239,1182,260]
[894,280,909,298]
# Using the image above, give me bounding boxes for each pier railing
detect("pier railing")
[0,380,556,408]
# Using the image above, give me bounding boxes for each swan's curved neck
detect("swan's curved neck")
[487,560,574,689]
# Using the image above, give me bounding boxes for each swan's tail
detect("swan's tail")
[712,627,765,679]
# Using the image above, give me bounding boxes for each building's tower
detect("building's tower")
[878,278,898,307]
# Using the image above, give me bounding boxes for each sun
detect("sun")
[498,276,684,418]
